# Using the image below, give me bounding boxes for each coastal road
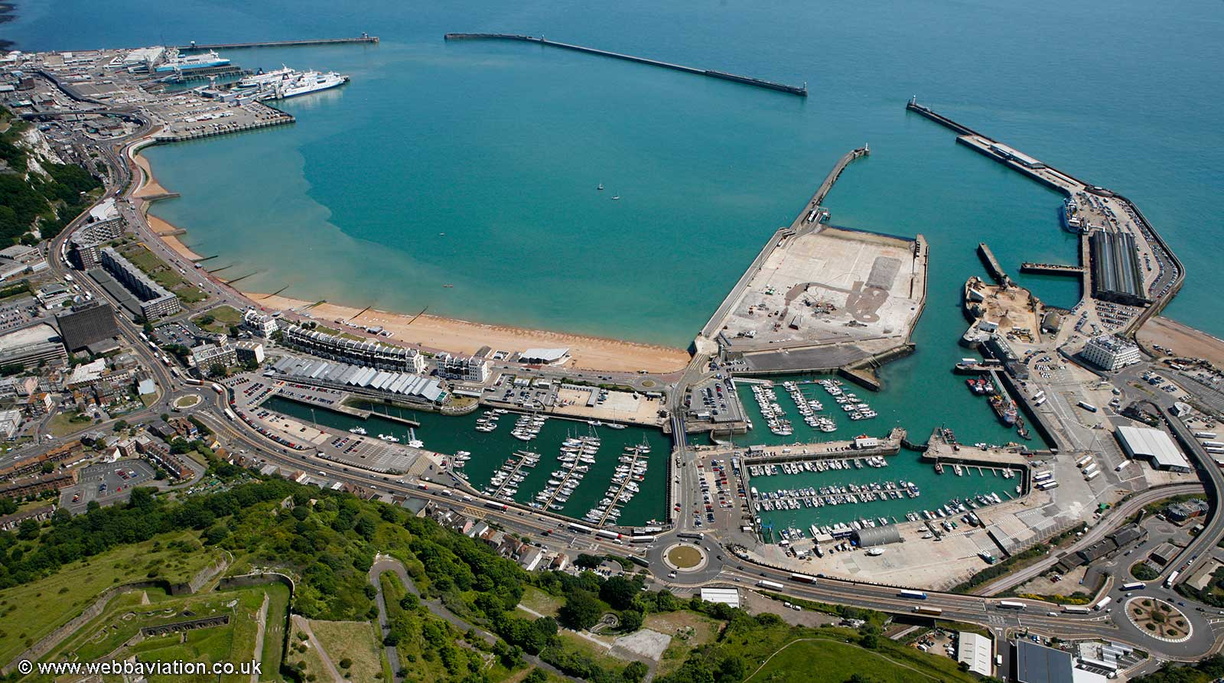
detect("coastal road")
[196,366,1224,661]
[972,483,1204,595]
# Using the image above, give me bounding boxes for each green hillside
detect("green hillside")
[0,107,103,246]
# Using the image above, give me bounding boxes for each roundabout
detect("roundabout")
[662,543,708,572]
[173,394,202,409]
[1125,597,1192,643]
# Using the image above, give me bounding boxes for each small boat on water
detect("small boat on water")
[611,195,621,201]
[597,183,604,191]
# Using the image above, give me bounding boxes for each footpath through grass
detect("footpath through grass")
[308,619,385,683]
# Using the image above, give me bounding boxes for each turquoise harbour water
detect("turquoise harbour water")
[261,396,671,528]
[7,1,1221,526]
[8,0,1219,343]
[732,377,1023,530]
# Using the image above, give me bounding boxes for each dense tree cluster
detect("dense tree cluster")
[0,109,102,245]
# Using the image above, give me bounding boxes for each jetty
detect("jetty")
[699,147,929,378]
[177,35,378,51]
[905,98,1184,330]
[976,243,1013,287]
[443,33,806,97]
[1020,262,1085,276]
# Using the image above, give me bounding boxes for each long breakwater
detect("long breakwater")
[444,33,807,97]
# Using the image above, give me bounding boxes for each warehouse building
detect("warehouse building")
[957,632,993,677]
[852,525,902,547]
[268,356,446,405]
[1011,640,1073,683]
[699,588,740,609]
[1089,231,1148,306]
[1115,425,1191,472]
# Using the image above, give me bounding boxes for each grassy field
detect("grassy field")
[517,586,563,618]
[286,621,332,681]
[259,582,291,680]
[309,619,385,682]
[741,634,980,683]
[645,610,723,676]
[46,410,94,437]
[191,304,243,334]
[118,242,207,305]
[42,583,273,683]
[129,588,266,683]
[556,631,621,670]
[0,530,220,665]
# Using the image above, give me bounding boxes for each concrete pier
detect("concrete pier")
[700,147,927,378]
[976,243,1013,286]
[444,33,807,97]
[1020,262,1085,276]
[177,36,378,51]
[904,98,985,137]
[907,99,1185,333]
[735,427,906,464]
[700,146,871,341]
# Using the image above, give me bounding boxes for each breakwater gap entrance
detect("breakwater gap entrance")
[443,33,807,97]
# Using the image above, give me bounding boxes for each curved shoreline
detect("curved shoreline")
[130,147,691,374]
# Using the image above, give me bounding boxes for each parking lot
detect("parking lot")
[686,455,748,533]
[152,320,207,348]
[489,374,560,410]
[685,370,747,426]
[227,375,280,409]
[60,459,157,513]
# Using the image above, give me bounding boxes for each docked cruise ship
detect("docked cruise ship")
[259,70,349,100]
[154,49,231,73]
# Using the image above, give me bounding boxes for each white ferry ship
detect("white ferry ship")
[236,66,295,89]
[155,49,231,73]
[260,70,349,100]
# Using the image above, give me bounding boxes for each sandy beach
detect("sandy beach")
[145,213,205,261]
[250,293,692,374]
[131,149,172,199]
[129,146,206,262]
[1137,316,1224,368]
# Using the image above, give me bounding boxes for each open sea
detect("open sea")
[8,0,1221,528]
